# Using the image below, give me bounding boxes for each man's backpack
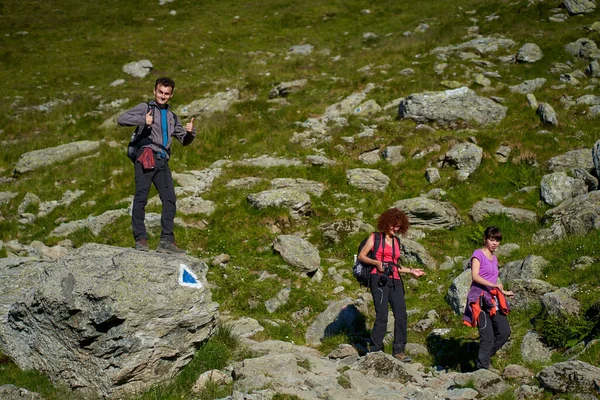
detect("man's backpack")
[126,102,175,163]
[352,232,383,287]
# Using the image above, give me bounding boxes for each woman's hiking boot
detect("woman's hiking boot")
[135,238,150,252]
[157,241,186,254]
[393,353,412,363]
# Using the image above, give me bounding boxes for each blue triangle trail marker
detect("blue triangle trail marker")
[178,264,203,288]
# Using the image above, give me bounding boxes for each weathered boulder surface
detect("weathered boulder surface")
[521,331,553,363]
[14,141,101,174]
[268,79,308,99]
[400,238,437,269]
[0,244,218,399]
[447,268,472,314]
[508,279,558,310]
[247,189,311,219]
[272,235,320,273]
[394,197,462,230]
[537,361,600,394]
[305,298,364,346]
[516,43,543,63]
[443,142,483,175]
[318,219,374,245]
[346,168,390,192]
[547,148,594,173]
[533,190,600,243]
[540,172,587,206]
[0,384,43,400]
[470,198,537,223]
[499,255,548,282]
[398,87,507,125]
[175,89,240,118]
[564,0,596,15]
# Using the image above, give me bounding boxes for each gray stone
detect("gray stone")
[271,178,325,197]
[527,93,538,109]
[572,168,598,192]
[225,177,263,189]
[382,145,405,165]
[233,156,302,168]
[212,253,231,266]
[447,269,472,314]
[443,142,483,175]
[593,140,600,179]
[571,256,595,269]
[346,168,390,192]
[265,287,292,314]
[514,385,544,400]
[318,218,374,245]
[502,364,534,381]
[495,145,511,162]
[576,95,600,106]
[191,370,232,394]
[541,287,581,317]
[499,255,548,282]
[534,190,600,243]
[469,198,537,223]
[425,168,440,184]
[547,148,595,173]
[358,148,381,165]
[288,44,314,55]
[474,73,491,87]
[564,38,600,60]
[176,89,240,118]
[564,0,596,15]
[177,196,216,215]
[353,99,381,117]
[453,369,510,396]
[496,243,520,258]
[537,102,558,126]
[0,191,18,205]
[516,43,544,63]
[0,244,218,399]
[521,331,552,363]
[227,317,264,339]
[14,140,101,174]
[394,196,462,230]
[508,279,558,310]
[537,361,600,394]
[324,84,375,119]
[0,384,43,400]
[585,60,600,77]
[540,172,587,206]
[172,168,223,194]
[413,310,438,332]
[247,189,311,219]
[431,36,517,57]
[50,209,129,237]
[122,59,153,78]
[328,343,359,359]
[398,87,507,125]
[305,298,362,346]
[509,78,546,94]
[400,237,437,268]
[272,235,320,273]
[268,79,308,99]
[305,155,337,166]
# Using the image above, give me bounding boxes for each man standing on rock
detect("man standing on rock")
[117,77,195,254]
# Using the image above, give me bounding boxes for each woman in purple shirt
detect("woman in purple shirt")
[463,226,514,370]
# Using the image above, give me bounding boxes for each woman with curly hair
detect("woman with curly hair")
[357,207,426,362]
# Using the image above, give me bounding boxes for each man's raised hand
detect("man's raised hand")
[145,110,153,125]
[185,117,195,132]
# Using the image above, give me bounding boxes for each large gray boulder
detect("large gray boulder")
[537,361,600,394]
[400,238,437,269]
[394,197,462,230]
[509,78,546,94]
[470,198,537,224]
[318,218,374,245]
[271,178,325,197]
[540,172,587,206]
[443,142,483,176]
[398,87,507,125]
[0,244,218,399]
[0,384,43,400]
[14,140,101,174]
[533,190,600,243]
[508,279,558,310]
[499,255,548,282]
[537,102,558,126]
[122,59,153,78]
[564,38,600,60]
[346,168,390,192]
[564,0,596,15]
[516,43,543,63]
[247,189,311,219]
[272,235,320,273]
[541,287,581,318]
[447,269,472,314]
[547,148,595,173]
[521,331,553,364]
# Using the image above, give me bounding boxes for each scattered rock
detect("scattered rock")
[176,89,241,118]
[268,79,308,99]
[272,235,320,273]
[247,189,311,219]
[521,331,553,363]
[509,78,546,94]
[470,198,537,223]
[14,141,101,174]
[537,102,558,126]
[537,361,600,394]
[394,196,462,230]
[122,59,153,78]
[346,168,390,192]
[516,43,543,63]
[564,0,596,15]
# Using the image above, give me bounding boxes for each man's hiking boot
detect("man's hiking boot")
[157,241,186,255]
[135,238,149,252]
[393,353,412,363]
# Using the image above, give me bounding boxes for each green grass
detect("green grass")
[1,0,600,398]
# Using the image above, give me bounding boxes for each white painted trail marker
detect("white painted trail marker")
[179,264,203,288]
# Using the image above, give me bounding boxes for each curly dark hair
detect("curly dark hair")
[377,207,410,235]
[155,77,175,90]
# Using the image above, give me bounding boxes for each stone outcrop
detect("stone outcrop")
[122,59,152,78]
[346,168,390,192]
[540,172,587,206]
[318,219,374,245]
[394,197,462,230]
[14,141,101,174]
[398,87,507,125]
[470,198,537,223]
[176,89,240,118]
[0,244,218,399]
[499,255,548,282]
[537,361,600,395]
[247,189,311,219]
[272,235,320,273]
[547,148,594,173]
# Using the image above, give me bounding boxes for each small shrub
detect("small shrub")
[535,312,596,349]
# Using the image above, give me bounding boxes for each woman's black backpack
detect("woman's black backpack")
[352,232,383,287]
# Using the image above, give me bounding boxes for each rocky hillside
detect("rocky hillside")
[0,0,599,399]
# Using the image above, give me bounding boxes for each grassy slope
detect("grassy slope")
[0,0,599,398]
